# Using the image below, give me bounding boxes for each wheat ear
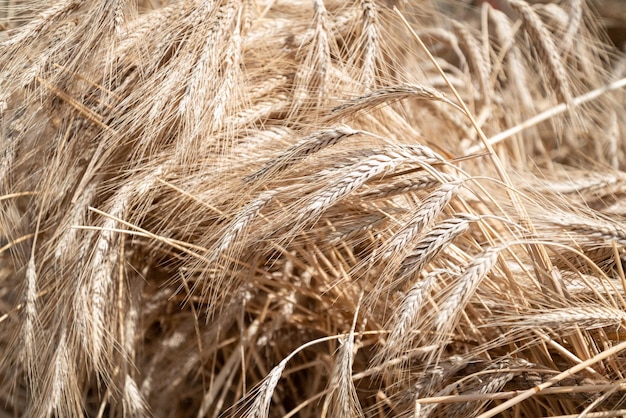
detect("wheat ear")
[290,0,332,114]
[241,360,286,418]
[240,334,345,418]
[434,246,501,334]
[330,84,462,119]
[562,0,582,54]
[54,181,96,260]
[322,297,363,417]
[328,213,389,245]
[22,255,38,384]
[382,181,463,261]
[397,213,479,281]
[444,366,516,418]
[451,20,492,108]
[376,270,441,365]
[1,0,80,49]
[358,0,380,90]
[244,126,361,182]
[296,146,446,225]
[508,0,573,106]
[121,291,146,416]
[113,0,127,36]
[547,215,626,247]
[85,166,162,369]
[210,1,244,133]
[210,190,277,260]
[501,305,626,331]
[359,172,457,199]
[42,323,81,417]
[488,6,535,111]
[176,1,231,124]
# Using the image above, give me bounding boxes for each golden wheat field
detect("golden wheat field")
[1,0,626,417]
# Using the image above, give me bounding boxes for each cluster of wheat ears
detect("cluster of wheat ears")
[1,0,626,416]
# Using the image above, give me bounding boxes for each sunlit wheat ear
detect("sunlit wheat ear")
[397,213,480,281]
[561,0,582,54]
[451,20,492,108]
[488,6,534,111]
[295,146,446,226]
[54,182,96,260]
[113,0,127,36]
[43,323,81,418]
[85,166,163,369]
[0,127,17,183]
[170,3,224,122]
[329,84,463,119]
[538,3,570,32]
[499,306,626,332]
[433,246,502,335]
[545,214,626,247]
[123,375,147,417]
[21,255,38,384]
[244,126,361,182]
[359,172,458,199]
[0,0,79,50]
[210,2,244,133]
[357,0,380,90]
[289,0,332,118]
[114,5,177,62]
[209,189,277,261]
[375,270,441,366]
[121,294,146,417]
[327,212,389,246]
[382,180,463,261]
[443,362,516,418]
[592,111,620,170]
[176,1,243,137]
[240,359,287,418]
[322,300,363,418]
[229,95,291,129]
[85,221,118,369]
[508,0,573,107]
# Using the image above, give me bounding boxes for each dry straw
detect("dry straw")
[2,0,626,417]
